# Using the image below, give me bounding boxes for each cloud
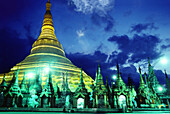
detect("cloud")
[130,23,158,33]
[66,50,145,86]
[91,13,115,32]
[68,0,114,15]
[107,34,162,70]
[106,32,169,85]
[66,50,151,87]
[161,44,170,50]
[76,29,85,37]
[68,0,115,32]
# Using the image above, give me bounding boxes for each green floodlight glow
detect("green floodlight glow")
[44,67,50,73]
[158,86,163,92]
[27,73,34,79]
[160,57,168,65]
[112,75,117,80]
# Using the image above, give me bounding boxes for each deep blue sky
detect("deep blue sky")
[0,0,170,87]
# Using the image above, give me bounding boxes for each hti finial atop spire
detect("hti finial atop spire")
[21,72,26,84]
[139,66,145,85]
[98,64,104,81]
[165,70,168,79]
[31,0,64,55]
[0,74,7,87]
[148,57,151,66]
[139,66,142,74]
[98,64,101,74]
[46,0,51,11]
[13,69,19,86]
[80,68,84,84]
[117,62,120,78]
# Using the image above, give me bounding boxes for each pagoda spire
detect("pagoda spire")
[106,76,111,92]
[44,0,53,27]
[138,67,146,94]
[40,70,54,97]
[165,70,169,79]
[62,73,65,91]
[7,69,21,96]
[147,57,159,93]
[56,84,60,93]
[20,73,27,93]
[65,72,71,92]
[144,73,148,86]
[98,64,104,84]
[11,72,16,85]
[116,63,123,80]
[75,68,87,92]
[0,74,7,88]
[21,73,26,85]
[148,57,151,66]
[31,0,64,56]
[139,67,145,85]
[115,63,126,90]
[46,65,52,84]
[32,68,42,95]
[79,68,85,85]
[117,63,120,78]
[94,64,107,92]
[13,69,19,87]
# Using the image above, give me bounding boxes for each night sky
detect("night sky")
[0,0,170,87]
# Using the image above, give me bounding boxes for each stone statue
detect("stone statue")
[28,89,39,108]
[114,96,117,108]
[90,89,93,101]
[65,95,70,108]
[131,88,137,108]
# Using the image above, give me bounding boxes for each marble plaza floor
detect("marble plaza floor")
[0,108,170,113]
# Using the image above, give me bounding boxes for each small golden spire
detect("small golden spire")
[46,0,51,11]
[47,0,50,3]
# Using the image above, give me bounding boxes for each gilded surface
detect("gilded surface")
[0,0,93,92]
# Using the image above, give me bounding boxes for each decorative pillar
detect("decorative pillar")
[96,95,98,107]
[114,95,117,108]
[104,95,107,107]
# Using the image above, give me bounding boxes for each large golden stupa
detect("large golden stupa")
[0,0,93,92]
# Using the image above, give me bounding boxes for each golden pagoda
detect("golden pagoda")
[0,0,93,92]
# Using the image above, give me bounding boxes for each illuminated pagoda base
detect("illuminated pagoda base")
[0,0,93,92]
